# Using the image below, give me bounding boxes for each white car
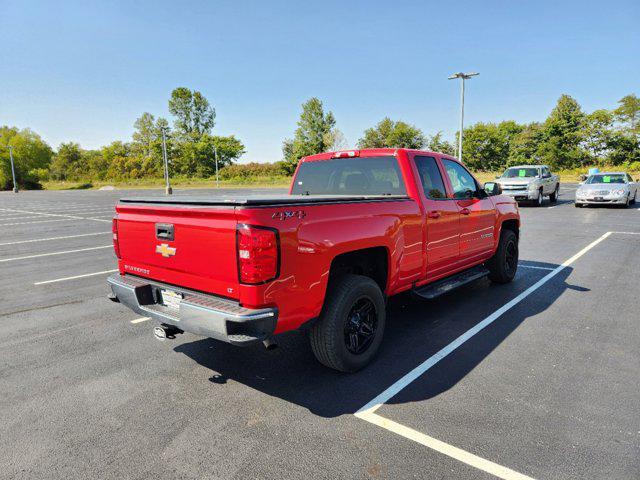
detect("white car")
[575,172,638,208]
[495,165,560,207]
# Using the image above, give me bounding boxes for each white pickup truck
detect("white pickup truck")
[495,165,560,206]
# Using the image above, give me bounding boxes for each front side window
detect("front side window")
[291,156,406,195]
[414,156,447,199]
[442,160,478,199]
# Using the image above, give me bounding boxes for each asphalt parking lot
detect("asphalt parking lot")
[1,183,638,480]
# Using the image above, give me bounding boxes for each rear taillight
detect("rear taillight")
[112,218,121,259]
[236,224,279,284]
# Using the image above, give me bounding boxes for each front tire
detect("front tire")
[486,229,518,284]
[310,274,386,372]
[630,191,636,205]
[533,189,543,207]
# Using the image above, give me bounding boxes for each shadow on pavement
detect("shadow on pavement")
[174,261,585,417]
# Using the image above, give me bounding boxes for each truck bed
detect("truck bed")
[118,194,410,207]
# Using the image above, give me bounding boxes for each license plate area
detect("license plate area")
[160,289,183,310]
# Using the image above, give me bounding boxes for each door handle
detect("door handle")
[427,211,441,219]
[459,208,471,215]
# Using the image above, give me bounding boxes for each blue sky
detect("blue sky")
[1,0,638,163]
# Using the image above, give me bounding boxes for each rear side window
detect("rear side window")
[414,156,447,199]
[442,159,478,199]
[291,156,406,195]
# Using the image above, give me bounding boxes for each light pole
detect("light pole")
[160,127,172,195]
[7,146,18,193]
[213,144,219,188]
[448,72,479,161]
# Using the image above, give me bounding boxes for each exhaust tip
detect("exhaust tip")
[262,337,278,350]
[107,293,120,303]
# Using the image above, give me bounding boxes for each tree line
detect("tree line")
[1,90,638,190]
[0,87,246,189]
[281,94,640,173]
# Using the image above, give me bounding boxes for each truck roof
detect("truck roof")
[505,165,548,169]
[302,148,458,162]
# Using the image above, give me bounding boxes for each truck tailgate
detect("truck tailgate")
[115,203,239,299]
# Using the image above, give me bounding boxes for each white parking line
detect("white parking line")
[130,317,150,324]
[359,412,535,480]
[34,269,118,285]
[0,245,112,263]
[0,218,81,226]
[0,232,111,246]
[518,264,555,271]
[0,208,111,224]
[354,232,613,480]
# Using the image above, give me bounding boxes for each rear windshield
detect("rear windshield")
[586,174,626,184]
[291,156,406,195]
[501,167,539,178]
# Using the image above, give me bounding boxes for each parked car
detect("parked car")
[575,172,638,208]
[495,165,560,206]
[108,149,520,372]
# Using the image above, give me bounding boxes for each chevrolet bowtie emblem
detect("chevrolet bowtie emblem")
[155,243,176,258]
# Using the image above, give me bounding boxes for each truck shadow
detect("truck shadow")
[174,261,585,418]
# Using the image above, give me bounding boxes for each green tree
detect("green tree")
[131,113,169,177]
[0,126,53,189]
[282,97,337,173]
[581,109,615,164]
[508,122,544,166]
[426,131,455,156]
[460,121,522,171]
[172,134,245,177]
[537,94,586,169]
[357,117,425,150]
[50,142,83,181]
[168,87,215,139]
[613,94,640,135]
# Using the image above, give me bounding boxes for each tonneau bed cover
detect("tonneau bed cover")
[118,194,410,207]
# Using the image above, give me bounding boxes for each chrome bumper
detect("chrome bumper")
[576,196,627,204]
[501,190,536,200]
[108,274,277,346]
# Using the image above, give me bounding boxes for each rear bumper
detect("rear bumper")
[107,274,277,346]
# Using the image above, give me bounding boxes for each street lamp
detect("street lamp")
[4,145,18,193]
[448,72,479,161]
[213,144,219,188]
[160,127,172,195]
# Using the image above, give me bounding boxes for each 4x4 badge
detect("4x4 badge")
[272,210,306,221]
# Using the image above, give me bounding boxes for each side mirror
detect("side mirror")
[484,182,502,196]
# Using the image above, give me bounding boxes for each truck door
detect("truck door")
[413,155,460,279]
[440,159,496,265]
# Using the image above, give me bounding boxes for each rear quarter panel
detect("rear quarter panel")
[236,199,423,333]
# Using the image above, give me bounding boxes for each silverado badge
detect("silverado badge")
[155,243,176,258]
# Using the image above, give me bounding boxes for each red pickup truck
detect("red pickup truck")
[108,149,520,372]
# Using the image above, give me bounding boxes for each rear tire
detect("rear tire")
[549,184,559,203]
[630,192,636,205]
[575,202,583,208]
[486,229,518,284]
[309,274,386,372]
